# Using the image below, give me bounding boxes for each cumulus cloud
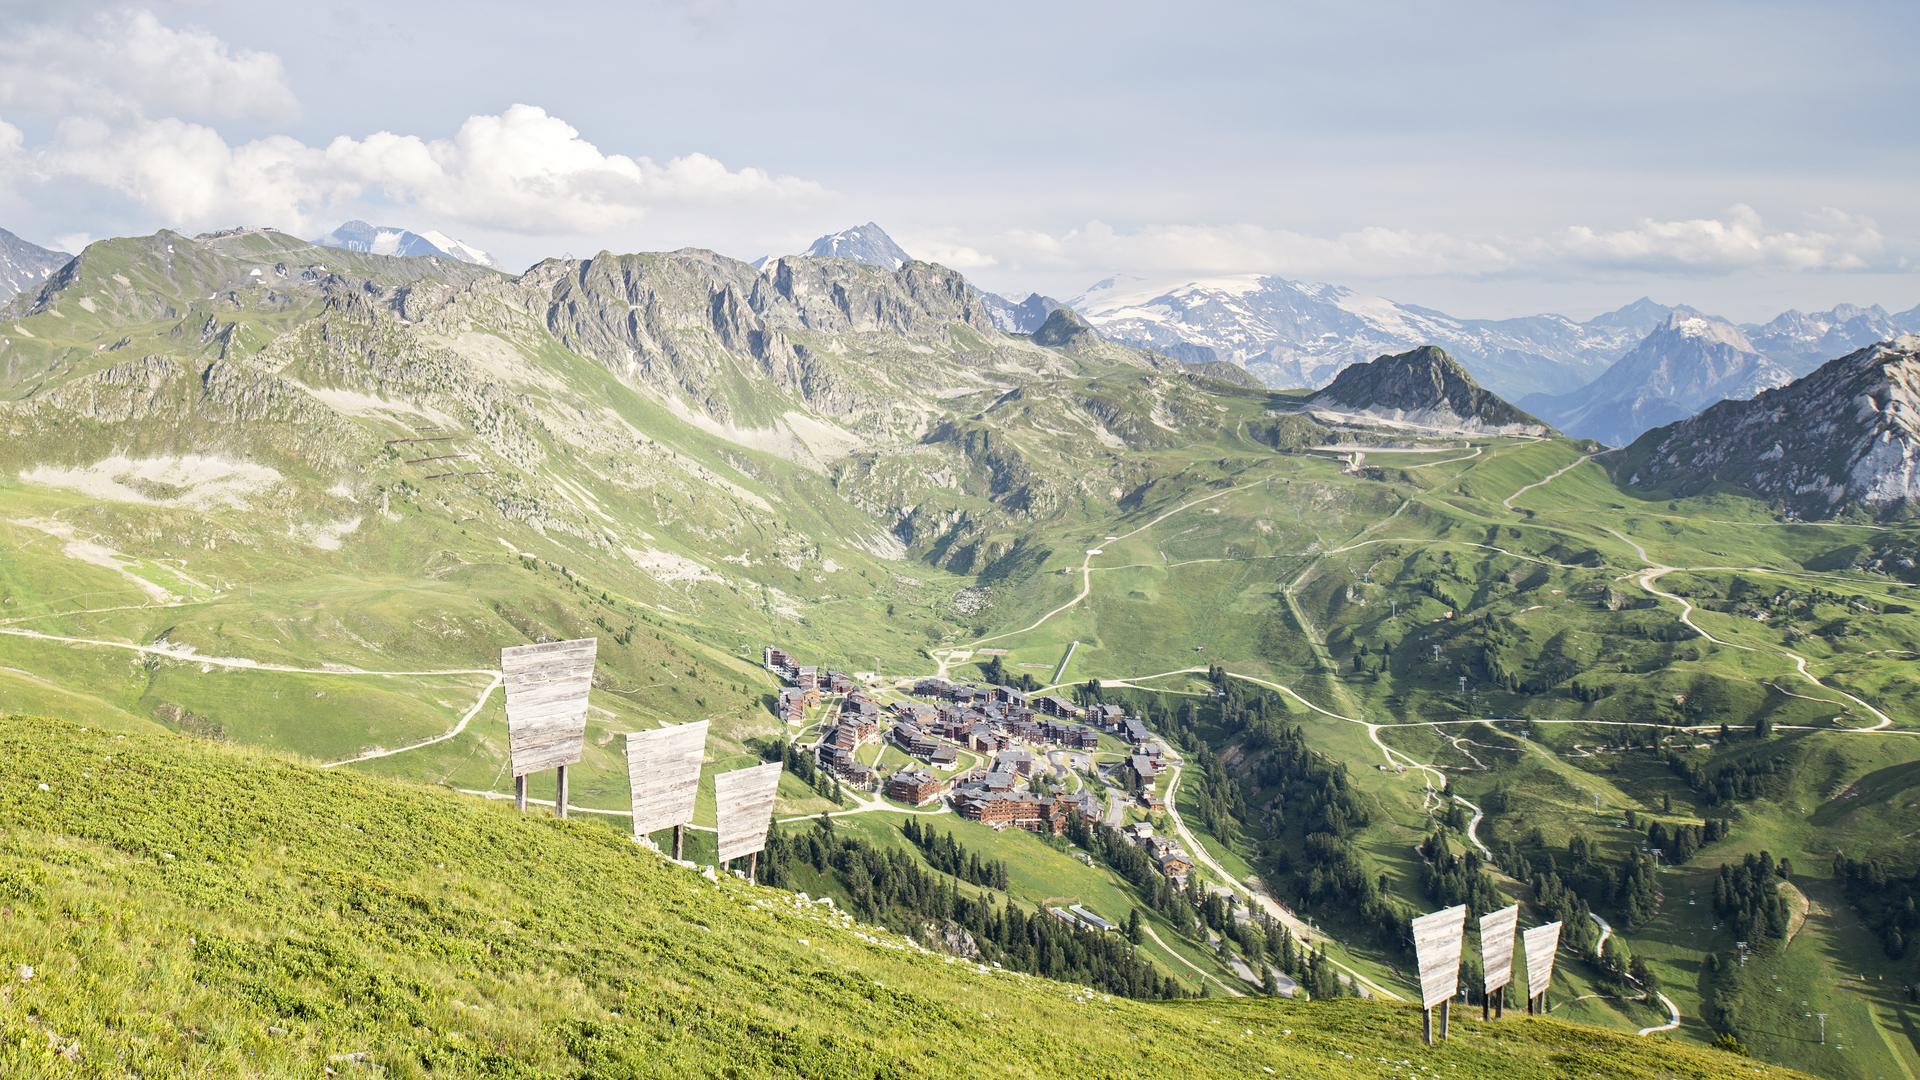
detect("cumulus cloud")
[0,10,821,241]
[894,231,998,271]
[7,105,821,237]
[1546,204,1886,273]
[972,207,1894,288]
[321,106,820,233]
[0,8,299,123]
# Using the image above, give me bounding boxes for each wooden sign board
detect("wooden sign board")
[1411,904,1467,1010]
[714,761,783,864]
[626,721,708,840]
[1480,904,1519,994]
[501,638,596,777]
[1523,921,1563,999]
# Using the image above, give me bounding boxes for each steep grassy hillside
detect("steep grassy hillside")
[0,716,1784,1078]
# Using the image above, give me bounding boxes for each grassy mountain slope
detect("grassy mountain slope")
[0,716,1784,1078]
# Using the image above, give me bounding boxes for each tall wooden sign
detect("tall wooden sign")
[714,761,783,881]
[626,720,708,859]
[1412,904,1467,1044]
[1479,904,1519,1019]
[1523,921,1563,1015]
[502,637,597,817]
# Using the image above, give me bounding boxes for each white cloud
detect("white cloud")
[7,105,822,237]
[322,106,821,233]
[969,207,1895,290]
[1546,204,1886,273]
[0,8,299,124]
[894,231,997,271]
[0,10,819,242]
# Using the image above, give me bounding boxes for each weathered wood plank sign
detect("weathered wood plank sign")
[1479,904,1519,1019]
[627,720,707,858]
[501,637,596,816]
[1411,904,1467,1043]
[714,761,782,872]
[1523,920,1563,1014]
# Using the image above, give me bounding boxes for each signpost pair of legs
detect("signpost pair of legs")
[514,764,571,818]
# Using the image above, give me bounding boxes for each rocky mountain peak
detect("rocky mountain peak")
[1660,311,1756,351]
[800,222,911,270]
[1626,336,1920,516]
[1029,307,1095,348]
[1307,345,1549,435]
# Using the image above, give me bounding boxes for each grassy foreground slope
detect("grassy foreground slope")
[0,716,1782,1079]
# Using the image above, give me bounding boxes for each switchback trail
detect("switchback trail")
[1504,450,1609,511]
[322,674,503,768]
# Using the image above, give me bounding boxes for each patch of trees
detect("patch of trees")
[1643,817,1727,865]
[1525,864,1600,957]
[1614,849,1662,929]
[1712,851,1792,948]
[1834,854,1920,959]
[762,819,1185,999]
[900,818,1008,890]
[782,741,843,803]
[1418,832,1503,915]
[1663,747,1793,806]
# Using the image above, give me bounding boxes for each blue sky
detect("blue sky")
[1,0,1915,320]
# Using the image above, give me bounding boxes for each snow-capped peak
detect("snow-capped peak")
[797,222,911,271]
[312,221,494,268]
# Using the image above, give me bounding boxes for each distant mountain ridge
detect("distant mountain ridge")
[313,220,495,268]
[1069,275,1664,400]
[1748,303,1911,374]
[1069,273,1920,438]
[1522,313,1794,446]
[1624,335,1920,517]
[0,228,72,304]
[1305,345,1550,436]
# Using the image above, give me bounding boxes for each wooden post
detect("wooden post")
[1495,990,1504,1019]
[1482,995,1490,1021]
[515,774,527,812]
[1440,1000,1450,1041]
[747,851,759,885]
[1423,1008,1434,1045]
[555,764,569,819]
[673,824,685,860]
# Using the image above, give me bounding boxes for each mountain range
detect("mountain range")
[312,220,495,267]
[1064,273,1920,443]
[1067,275,1671,399]
[0,227,72,303]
